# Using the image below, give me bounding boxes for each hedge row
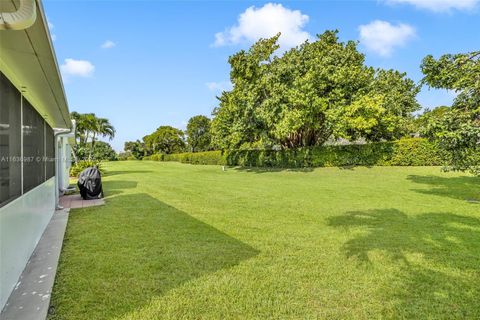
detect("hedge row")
[143,138,444,168]
[144,151,227,165]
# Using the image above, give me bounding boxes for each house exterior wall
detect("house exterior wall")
[0,71,64,311]
[0,177,55,308]
[0,0,71,311]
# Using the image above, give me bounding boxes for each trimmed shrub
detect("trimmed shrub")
[163,151,226,165]
[387,138,443,166]
[117,152,131,161]
[149,138,444,168]
[70,160,103,177]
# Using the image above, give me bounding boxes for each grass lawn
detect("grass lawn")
[49,161,480,319]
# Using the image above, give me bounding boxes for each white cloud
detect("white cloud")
[213,3,311,49]
[205,81,232,92]
[101,40,116,49]
[47,19,57,41]
[60,58,95,78]
[383,0,479,12]
[358,20,416,57]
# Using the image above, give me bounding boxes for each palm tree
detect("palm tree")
[89,117,116,160]
[70,112,116,161]
[70,112,82,163]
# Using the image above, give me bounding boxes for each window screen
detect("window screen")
[22,97,45,193]
[45,124,55,179]
[0,72,22,207]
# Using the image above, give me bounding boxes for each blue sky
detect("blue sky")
[43,0,480,151]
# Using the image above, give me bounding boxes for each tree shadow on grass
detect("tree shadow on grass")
[232,165,378,174]
[407,175,480,202]
[328,209,480,318]
[232,166,314,174]
[49,193,259,320]
[103,170,153,177]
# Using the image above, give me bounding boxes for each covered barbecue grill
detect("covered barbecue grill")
[77,166,103,200]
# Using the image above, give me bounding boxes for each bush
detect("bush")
[148,138,444,168]
[74,141,117,161]
[91,141,117,161]
[151,154,164,161]
[118,152,132,161]
[387,138,443,166]
[141,154,163,161]
[70,160,103,177]
[163,151,226,165]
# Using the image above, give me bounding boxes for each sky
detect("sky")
[43,0,480,151]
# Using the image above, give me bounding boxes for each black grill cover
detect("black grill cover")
[77,167,103,200]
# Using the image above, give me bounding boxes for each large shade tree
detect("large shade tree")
[89,141,117,161]
[211,31,420,150]
[421,50,480,175]
[143,126,185,154]
[124,140,147,159]
[186,115,211,152]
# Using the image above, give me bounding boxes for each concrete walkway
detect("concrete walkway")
[0,209,69,320]
[59,194,104,209]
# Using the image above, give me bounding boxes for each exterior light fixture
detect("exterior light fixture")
[0,0,36,30]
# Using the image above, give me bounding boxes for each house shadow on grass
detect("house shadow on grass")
[102,180,138,196]
[49,193,259,320]
[328,209,480,318]
[407,175,480,202]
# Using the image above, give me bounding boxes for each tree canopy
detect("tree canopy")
[143,126,185,155]
[421,51,480,175]
[90,141,117,161]
[211,31,420,150]
[186,115,211,152]
[124,140,147,159]
[120,30,479,178]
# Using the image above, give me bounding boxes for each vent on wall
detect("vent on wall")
[0,0,36,30]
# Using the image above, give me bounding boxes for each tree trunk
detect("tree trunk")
[71,147,79,164]
[72,135,79,164]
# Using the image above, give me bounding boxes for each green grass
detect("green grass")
[49,162,480,319]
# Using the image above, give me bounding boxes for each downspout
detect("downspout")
[0,0,36,30]
[54,120,75,210]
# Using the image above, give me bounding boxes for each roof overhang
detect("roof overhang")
[0,0,71,129]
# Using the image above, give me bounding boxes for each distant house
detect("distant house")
[0,0,72,310]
